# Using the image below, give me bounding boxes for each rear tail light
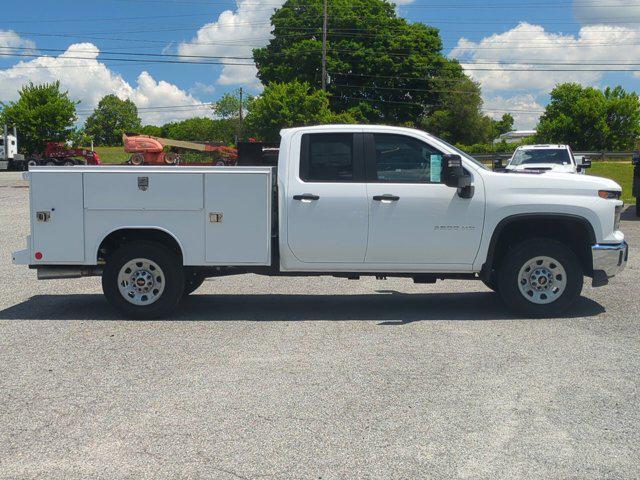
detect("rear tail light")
[599,190,622,200]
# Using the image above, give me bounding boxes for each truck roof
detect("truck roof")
[281,124,428,135]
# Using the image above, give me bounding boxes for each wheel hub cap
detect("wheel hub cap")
[518,256,567,305]
[117,259,165,306]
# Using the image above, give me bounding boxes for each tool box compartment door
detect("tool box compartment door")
[204,171,271,265]
[31,172,85,263]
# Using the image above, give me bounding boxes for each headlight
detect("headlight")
[614,205,623,231]
[599,190,622,200]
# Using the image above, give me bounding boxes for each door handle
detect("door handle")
[373,195,400,202]
[293,194,320,202]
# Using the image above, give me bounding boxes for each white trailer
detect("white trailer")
[1,125,26,171]
[13,125,628,319]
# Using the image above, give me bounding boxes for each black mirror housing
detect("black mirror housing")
[492,158,503,171]
[442,154,474,198]
[442,154,464,188]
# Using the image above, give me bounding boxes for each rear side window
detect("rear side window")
[301,133,354,182]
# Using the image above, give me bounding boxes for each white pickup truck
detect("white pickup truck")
[13,125,628,319]
[504,144,591,174]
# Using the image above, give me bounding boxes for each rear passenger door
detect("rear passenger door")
[286,132,369,263]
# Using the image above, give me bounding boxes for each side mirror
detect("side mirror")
[492,158,503,171]
[442,154,474,199]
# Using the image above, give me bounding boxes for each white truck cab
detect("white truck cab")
[13,125,628,319]
[505,144,590,174]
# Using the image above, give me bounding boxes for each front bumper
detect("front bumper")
[592,242,628,286]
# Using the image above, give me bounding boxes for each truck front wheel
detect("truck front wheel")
[497,239,583,317]
[102,241,184,319]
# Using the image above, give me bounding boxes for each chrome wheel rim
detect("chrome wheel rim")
[518,256,567,305]
[117,258,165,306]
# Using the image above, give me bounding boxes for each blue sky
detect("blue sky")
[1,1,639,128]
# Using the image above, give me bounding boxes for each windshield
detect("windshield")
[510,148,572,166]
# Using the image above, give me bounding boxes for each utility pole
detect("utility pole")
[321,0,328,91]
[238,87,244,141]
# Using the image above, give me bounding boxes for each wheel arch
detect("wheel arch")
[482,213,596,280]
[95,227,185,265]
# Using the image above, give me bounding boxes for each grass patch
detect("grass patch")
[588,162,635,204]
[94,146,128,165]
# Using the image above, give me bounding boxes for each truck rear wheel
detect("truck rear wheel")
[183,271,207,297]
[497,238,583,317]
[102,241,184,319]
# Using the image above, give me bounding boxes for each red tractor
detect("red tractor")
[27,142,102,167]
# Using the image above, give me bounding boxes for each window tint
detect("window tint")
[373,134,443,183]
[302,133,354,182]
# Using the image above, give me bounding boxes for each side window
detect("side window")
[301,133,354,183]
[372,134,443,184]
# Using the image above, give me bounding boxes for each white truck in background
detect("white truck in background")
[13,125,628,319]
[0,125,26,171]
[504,144,591,174]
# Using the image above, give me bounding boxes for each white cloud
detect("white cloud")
[451,21,640,129]
[574,0,640,24]
[483,94,544,130]
[178,0,286,90]
[450,22,640,93]
[0,43,208,125]
[0,30,36,50]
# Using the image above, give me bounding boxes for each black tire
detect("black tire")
[482,278,499,293]
[183,271,207,297]
[102,241,184,320]
[497,238,583,317]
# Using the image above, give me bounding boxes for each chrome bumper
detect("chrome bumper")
[592,242,628,286]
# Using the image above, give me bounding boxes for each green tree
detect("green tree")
[420,77,494,145]
[85,95,141,146]
[537,83,640,150]
[245,81,355,141]
[161,118,237,145]
[213,90,252,120]
[492,113,514,139]
[68,128,92,148]
[139,125,163,137]
[0,81,77,154]
[253,0,469,124]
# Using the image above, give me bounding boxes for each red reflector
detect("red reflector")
[35,252,43,260]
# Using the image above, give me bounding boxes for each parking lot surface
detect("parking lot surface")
[1,171,638,479]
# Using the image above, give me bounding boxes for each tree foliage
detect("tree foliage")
[253,0,468,124]
[0,81,77,154]
[492,113,514,138]
[85,95,141,146]
[245,81,355,141]
[159,118,237,145]
[537,83,640,150]
[420,77,495,145]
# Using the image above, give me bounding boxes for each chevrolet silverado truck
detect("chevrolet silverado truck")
[13,125,628,319]
[502,144,591,174]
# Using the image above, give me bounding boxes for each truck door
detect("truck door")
[363,133,485,267]
[286,132,369,263]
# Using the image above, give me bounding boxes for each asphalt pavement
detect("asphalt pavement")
[0,171,638,479]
